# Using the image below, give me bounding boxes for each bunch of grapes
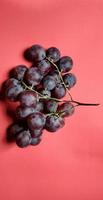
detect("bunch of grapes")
[1,44,99,148]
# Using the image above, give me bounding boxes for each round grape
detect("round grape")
[7,122,25,142]
[46,47,61,62]
[57,102,75,117]
[35,59,51,75]
[43,75,56,91]
[63,73,77,89]
[57,56,73,73]
[52,84,66,99]
[5,78,24,101]
[10,65,27,81]
[27,112,46,130]
[16,130,31,148]
[19,90,37,107]
[49,71,61,85]
[24,44,46,62]
[45,100,58,113]
[45,115,65,132]
[25,67,43,86]
[16,106,35,120]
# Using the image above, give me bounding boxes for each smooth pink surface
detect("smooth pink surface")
[0,0,103,199]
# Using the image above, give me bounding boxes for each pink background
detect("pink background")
[0,0,103,199]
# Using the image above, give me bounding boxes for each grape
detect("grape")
[16,130,31,148]
[45,115,65,132]
[19,90,37,107]
[35,101,44,112]
[46,47,61,62]
[52,84,66,99]
[39,89,51,97]
[30,128,43,138]
[49,71,61,85]
[43,75,56,91]
[7,122,25,142]
[27,112,46,130]
[63,73,77,89]
[45,100,58,113]
[16,106,35,120]
[24,67,43,86]
[10,65,27,81]
[30,137,41,146]
[57,102,75,117]
[35,59,51,75]
[5,78,24,101]
[57,56,73,73]
[24,44,46,62]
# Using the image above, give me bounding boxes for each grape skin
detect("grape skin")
[19,90,37,107]
[45,100,58,113]
[24,67,43,86]
[16,130,31,148]
[52,84,66,99]
[46,47,61,62]
[10,65,27,81]
[27,112,46,130]
[57,56,73,73]
[45,115,65,132]
[30,129,43,138]
[43,75,56,91]
[5,78,24,101]
[16,106,35,120]
[57,102,75,117]
[24,44,46,62]
[35,59,52,75]
[63,73,77,89]
[30,137,41,146]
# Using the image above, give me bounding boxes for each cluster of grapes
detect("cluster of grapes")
[2,44,99,148]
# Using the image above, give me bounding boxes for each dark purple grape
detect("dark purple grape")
[30,128,43,138]
[5,78,24,101]
[24,44,46,62]
[45,115,65,132]
[63,73,77,89]
[25,67,43,86]
[35,59,51,75]
[49,71,61,85]
[43,75,56,91]
[35,101,44,112]
[52,84,66,99]
[16,106,35,120]
[10,65,27,81]
[45,100,58,113]
[30,137,41,146]
[16,130,31,148]
[27,112,46,130]
[7,122,25,142]
[39,89,51,97]
[57,102,75,117]
[19,90,37,107]
[46,47,61,62]
[57,56,73,73]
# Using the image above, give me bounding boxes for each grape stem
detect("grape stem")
[69,100,100,106]
[21,81,99,107]
[46,57,73,101]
